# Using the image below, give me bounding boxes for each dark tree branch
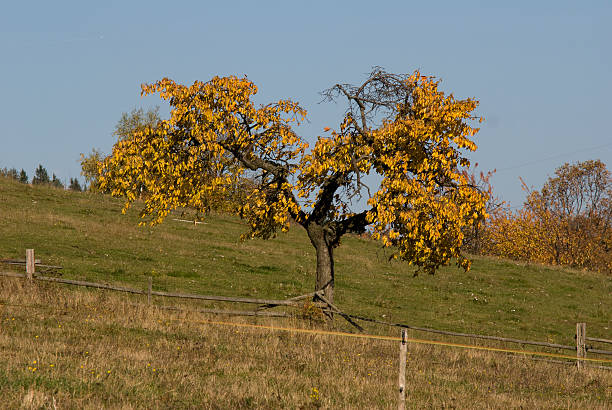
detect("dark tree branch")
[222,143,286,177]
[334,209,374,238]
[220,140,308,224]
[310,173,347,224]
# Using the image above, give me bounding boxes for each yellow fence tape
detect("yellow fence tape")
[2,300,611,365]
[174,318,612,365]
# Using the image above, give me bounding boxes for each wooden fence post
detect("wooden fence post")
[576,322,586,370]
[148,276,152,305]
[26,249,35,280]
[398,328,407,410]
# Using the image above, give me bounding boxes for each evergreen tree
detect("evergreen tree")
[51,173,64,189]
[69,177,82,191]
[19,169,28,184]
[32,164,50,185]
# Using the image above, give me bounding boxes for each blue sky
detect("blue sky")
[1,0,610,207]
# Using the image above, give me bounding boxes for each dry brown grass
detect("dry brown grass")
[1,278,611,409]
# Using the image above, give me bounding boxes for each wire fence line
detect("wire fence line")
[1,295,611,369]
[343,313,578,351]
[170,318,612,365]
[1,269,611,365]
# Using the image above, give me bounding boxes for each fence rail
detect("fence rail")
[345,313,580,351]
[0,271,321,308]
[3,269,611,357]
[2,247,612,374]
[151,289,321,307]
[586,336,612,345]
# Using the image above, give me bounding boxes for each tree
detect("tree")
[19,169,28,184]
[51,173,64,189]
[99,69,488,303]
[80,149,105,192]
[69,177,83,191]
[1,167,19,179]
[80,108,161,194]
[114,107,161,141]
[484,160,611,273]
[32,164,50,185]
[530,160,611,270]
[461,165,505,254]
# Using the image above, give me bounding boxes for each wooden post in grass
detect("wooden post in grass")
[398,328,407,410]
[576,322,586,370]
[148,276,152,305]
[26,249,35,280]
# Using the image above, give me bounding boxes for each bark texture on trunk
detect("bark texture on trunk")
[314,239,334,304]
[306,223,335,305]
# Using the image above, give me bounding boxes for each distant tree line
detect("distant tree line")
[0,164,83,191]
[470,160,612,274]
[0,167,29,184]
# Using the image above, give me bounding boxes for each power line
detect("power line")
[495,142,612,173]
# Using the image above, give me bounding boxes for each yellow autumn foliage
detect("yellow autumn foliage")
[482,160,612,274]
[99,69,488,280]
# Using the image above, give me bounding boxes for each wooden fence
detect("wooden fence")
[2,249,611,372]
[3,249,612,410]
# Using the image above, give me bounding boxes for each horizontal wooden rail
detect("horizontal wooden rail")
[1,259,41,264]
[157,305,289,318]
[151,289,320,307]
[257,292,317,310]
[0,271,321,308]
[587,348,612,356]
[1,259,62,269]
[35,264,63,269]
[345,313,576,351]
[37,275,145,294]
[586,336,612,345]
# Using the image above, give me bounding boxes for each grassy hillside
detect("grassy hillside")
[1,176,611,407]
[0,176,610,343]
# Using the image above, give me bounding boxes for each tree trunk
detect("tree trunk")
[306,223,335,305]
[314,240,334,304]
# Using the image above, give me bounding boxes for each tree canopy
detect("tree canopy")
[483,160,611,272]
[100,68,488,302]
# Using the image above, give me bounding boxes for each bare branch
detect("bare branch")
[321,67,417,133]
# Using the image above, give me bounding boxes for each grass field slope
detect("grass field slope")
[1,176,611,408]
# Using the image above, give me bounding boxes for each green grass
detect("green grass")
[1,175,610,346]
[1,176,611,408]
